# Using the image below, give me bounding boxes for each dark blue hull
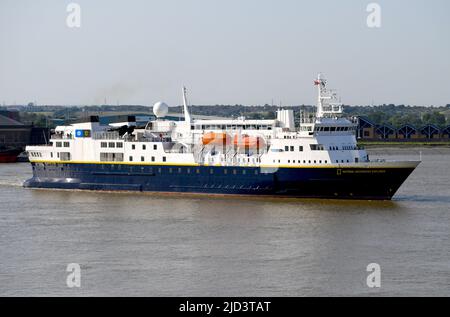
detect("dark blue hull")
[23,162,416,200]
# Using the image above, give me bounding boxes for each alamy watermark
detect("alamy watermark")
[66,3,81,28]
[66,263,81,288]
[366,263,381,288]
[366,3,382,28]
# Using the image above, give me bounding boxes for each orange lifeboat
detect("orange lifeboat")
[202,132,231,146]
[233,135,266,149]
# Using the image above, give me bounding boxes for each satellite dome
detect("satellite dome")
[153,101,169,118]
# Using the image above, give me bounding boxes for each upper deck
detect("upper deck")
[26,75,371,167]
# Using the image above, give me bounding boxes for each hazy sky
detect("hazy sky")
[1,0,449,107]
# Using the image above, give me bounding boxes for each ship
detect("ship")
[0,146,22,163]
[24,75,420,200]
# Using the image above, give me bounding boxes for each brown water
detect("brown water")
[0,148,449,296]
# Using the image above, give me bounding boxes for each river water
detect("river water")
[0,148,449,296]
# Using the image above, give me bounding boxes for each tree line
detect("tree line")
[3,103,449,128]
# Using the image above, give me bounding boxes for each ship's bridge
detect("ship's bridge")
[313,118,357,135]
[296,115,357,137]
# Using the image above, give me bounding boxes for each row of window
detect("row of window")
[100,142,158,151]
[35,163,263,178]
[132,144,158,150]
[272,158,358,164]
[100,152,124,162]
[49,152,71,160]
[234,157,261,163]
[284,145,304,152]
[29,151,42,157]
[273,159,329,164]
[196,125,273,131]
[97,164,261,176]
[155,167,259,175]
[55,142,70,148]
[299,126,313,132]
[98,153,167,163]
[101,142,123,148]
[315,126,356,132]
[129,156,167,162]
[280,145,356,152]
[128,156,261,164]
[326,145,358,151]
[310,144,325,151]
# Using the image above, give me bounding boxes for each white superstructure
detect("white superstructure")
[27,75,370,168]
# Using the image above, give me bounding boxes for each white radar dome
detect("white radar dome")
[153,101,169,118]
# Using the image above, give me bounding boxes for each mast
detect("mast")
[314,73,342,119]
[182,86,192,123]
[315,73,326,118]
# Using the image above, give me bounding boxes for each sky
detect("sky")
[0,0,449,107]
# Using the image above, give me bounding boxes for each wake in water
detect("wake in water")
[0,163,32,187]
[0,178,27,187]
[395,194,450,203]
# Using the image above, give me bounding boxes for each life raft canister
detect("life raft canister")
[233,135,266,149]
[202,132,231,146]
